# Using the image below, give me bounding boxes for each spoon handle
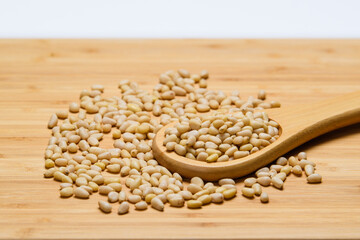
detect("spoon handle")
[267,91,360,142]
[268,90,360,155]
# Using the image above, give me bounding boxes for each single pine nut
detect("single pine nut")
[108,191,119,203]
[276,172,287,181]
[60,183,72,189]
[276,157,288,166]
[74,187,90,199]
[280,166,292,175]
[69,102,80,113]
[260,192,269,203]
[307,173,322,183]
[108,183,122,192]
[219,178,235,186]
[257,176,271,186]
[190,177,204,188]
[244,177,257,187]
[118,202,129,215]
[298,152,307,160]
[242,187,255,198]
[252,183,262,196]
[135,201,148,210]
[292,165,302,176]
[304,164,314,176]
[169,196,185,207]
[258,90,266,100]
[99,186,114,195]
[299,159,316,169]
[187,200,202,209]
[56,110,68,119]
[60,187,73,198]
[198,194,212,205]
[98,200,112,213]
[48,114,58,129]
[210,193,224,203]
[271,177,283,189]
[223,188,237,199]
[288,156,299,166]
[179,190,192,200]
[118,191,127,202]
[187,183,202,194]
[128,195,141,204]
[270,165,282,172]
[151,197,164,211]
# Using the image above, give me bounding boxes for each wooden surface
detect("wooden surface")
[0,39,360,239]
[154,91,360,181]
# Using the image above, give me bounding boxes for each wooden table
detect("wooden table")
[0,40,359,239]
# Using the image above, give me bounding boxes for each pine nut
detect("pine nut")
[244,177,257,187]
[69,102,80,113]
[219,178,235,186]
[260,192,269,203]
[60,187,73,198]
[118,191,127,202]
[48,114,58,129]
[210,193,224,203]
[275,172,287,181]
[299,159,316,169]
[223,188,237,199]
[56,110,68,119]
[187,200,202,209]
[151,197,164,211]
[169,196,185,207]
[74,187,90,199]
[252,183,262,196]
[298,152,307,160]
[257,176,271,187]
[118,202,129,215]
[190,177,204,188]
[99,186,114,195]
[276,157,288,166]
[304,164,315,176]
[187,183,202,194]
[128,195,141,204]
[292,165,302,176]
[198,194,211,205]
[98,200,112,213]
[271,177,283,189]
[108,192,119,203]
[135,201,148,210]
[307,173,322,183]
[288,156,299,166]
[242,187,255,198]
[280,166,292,175]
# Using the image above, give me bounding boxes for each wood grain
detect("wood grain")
[0,39,360,239]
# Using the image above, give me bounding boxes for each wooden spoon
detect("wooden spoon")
[152,91,360,181]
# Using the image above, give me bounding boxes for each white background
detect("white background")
[0,0,360,38]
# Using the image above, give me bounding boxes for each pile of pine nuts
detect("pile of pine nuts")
[44,69,321,215]
[163,111,280,162]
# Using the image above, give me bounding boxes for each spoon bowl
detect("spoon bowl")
[153,91,360,181]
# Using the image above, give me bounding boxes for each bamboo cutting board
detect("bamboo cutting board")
[0,39,360,239]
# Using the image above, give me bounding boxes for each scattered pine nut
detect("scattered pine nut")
[60,187,73,198]
[260,192,269,203]
[98,200,112,213]
[187,200,202,209]
[118,202,129,215]
[307,173,322,183]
